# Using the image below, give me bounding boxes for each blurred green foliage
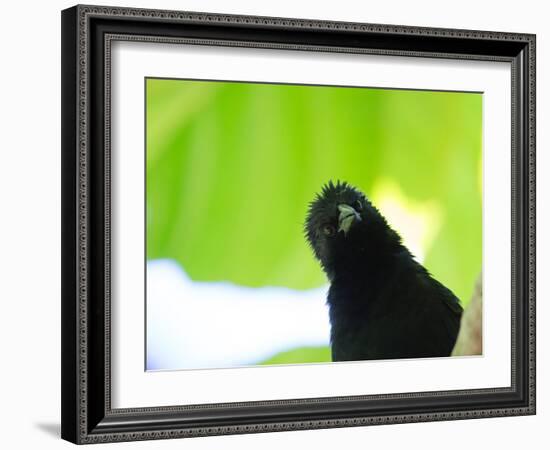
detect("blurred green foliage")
[146,78,481,306]
[260,346,332,365]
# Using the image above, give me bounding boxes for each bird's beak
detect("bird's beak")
[338,204,361,235]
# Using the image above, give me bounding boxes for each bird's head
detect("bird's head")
[305,181,401,280]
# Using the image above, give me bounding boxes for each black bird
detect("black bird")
[305,181,463,361]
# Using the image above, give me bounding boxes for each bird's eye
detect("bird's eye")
[322,224,336,237]
[354,200,363,211]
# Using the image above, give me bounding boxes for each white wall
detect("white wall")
[0,0,545,448]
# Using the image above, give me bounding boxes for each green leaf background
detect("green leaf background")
[146,78,482,364]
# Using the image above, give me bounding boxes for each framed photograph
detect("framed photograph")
[61,4,536,444]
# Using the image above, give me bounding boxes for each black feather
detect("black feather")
[305,181,463,361]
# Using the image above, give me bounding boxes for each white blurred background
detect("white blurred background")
[147,259,331,370]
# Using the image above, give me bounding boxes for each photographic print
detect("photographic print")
[145,78,482,371]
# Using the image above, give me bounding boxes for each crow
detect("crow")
[305,181,463,361]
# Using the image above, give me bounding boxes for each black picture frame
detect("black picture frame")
[61,4,536,444]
